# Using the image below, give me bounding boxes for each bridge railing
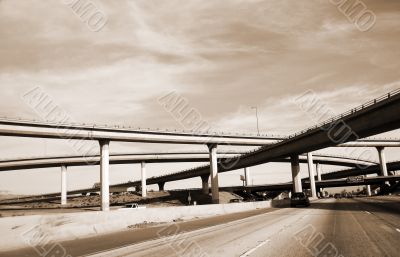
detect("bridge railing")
[289,89,400,139]
[0,115,285,139]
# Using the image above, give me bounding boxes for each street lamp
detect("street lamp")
[251,106,260,136]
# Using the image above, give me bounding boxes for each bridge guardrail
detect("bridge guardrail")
[289,89,400,138]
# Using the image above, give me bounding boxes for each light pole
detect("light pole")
[251,106,260,136]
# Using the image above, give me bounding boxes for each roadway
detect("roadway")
[3,197,399,257]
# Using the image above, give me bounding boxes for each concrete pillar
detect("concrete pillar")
[366,184,372,196]
[208,144,219,204]
[61,165,67,206]
[377,147,389,188]
[141,161,147,198]
[158,182,165,191]
[201,174,210,195]
[316,163,322,182]
[100,140,110,211]
[316,163,323,195]
[377,147,388,177]
[244,167,251,186]
[307,153,317,198]
[291,155,302,193]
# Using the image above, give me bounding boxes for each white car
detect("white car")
[119,203,146,210]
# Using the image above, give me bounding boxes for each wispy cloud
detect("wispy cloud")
[0,0,399,194]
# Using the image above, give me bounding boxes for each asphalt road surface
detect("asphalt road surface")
[2,197,400,257]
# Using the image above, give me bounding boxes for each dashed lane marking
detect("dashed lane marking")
[240,239,271,257]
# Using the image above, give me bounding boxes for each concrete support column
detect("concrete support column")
[208,144,219,204]
[244,167,251,186]
[158,182,165,191]
[141,161,147,198]
[307,153,317,198]
[366,184,372,197]
[316,163,323,196]
[100,140,110,211]
[291,155,302,193]
[201,174,210,195]
[316,163,322,182]
[377,147,389,189]
[61,165,67,205]
[377,147,388,177]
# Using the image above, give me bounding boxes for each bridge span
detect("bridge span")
[1,90,400,210]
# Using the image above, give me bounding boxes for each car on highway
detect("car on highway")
[346,194,354,198]
[290,192,310,207]
[334,193,342,199]
[119,203,146,210]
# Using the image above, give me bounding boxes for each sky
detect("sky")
[0,0,399,195]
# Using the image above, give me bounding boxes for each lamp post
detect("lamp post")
[251,106,260,136]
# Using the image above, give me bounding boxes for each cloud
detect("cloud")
[0,0,399,194]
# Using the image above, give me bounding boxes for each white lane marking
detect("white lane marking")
[396,228,400,233]
[365,211,371,215]
[240,239,270,257]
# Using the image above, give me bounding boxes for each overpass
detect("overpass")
[106,153,377,189]
[226,175,400,192]
[0,151,376,173]
[2,89,400,210]
[4,174,398,205]
[338,139,400,147]
[0,118,284,145]
[0,152,378,201]
[0,151,247,172]
[319,160,400,180]
[131,90,400,204]
[1,116,399,147]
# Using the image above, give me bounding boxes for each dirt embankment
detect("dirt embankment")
[0,190,241,217]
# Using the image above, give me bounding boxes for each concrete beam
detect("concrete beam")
[307,153,317,198]
[208,144,219,204]
[61,165,67,206]
[141,161,147,198]
[100,140,110,211]
[200,174,209,195]
[291,155,302,193]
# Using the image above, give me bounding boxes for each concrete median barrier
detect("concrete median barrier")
[0,200,279,252]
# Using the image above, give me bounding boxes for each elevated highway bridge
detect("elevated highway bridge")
[1,90,400,209]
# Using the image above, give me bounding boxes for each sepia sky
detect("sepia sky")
[0,0,399,194]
